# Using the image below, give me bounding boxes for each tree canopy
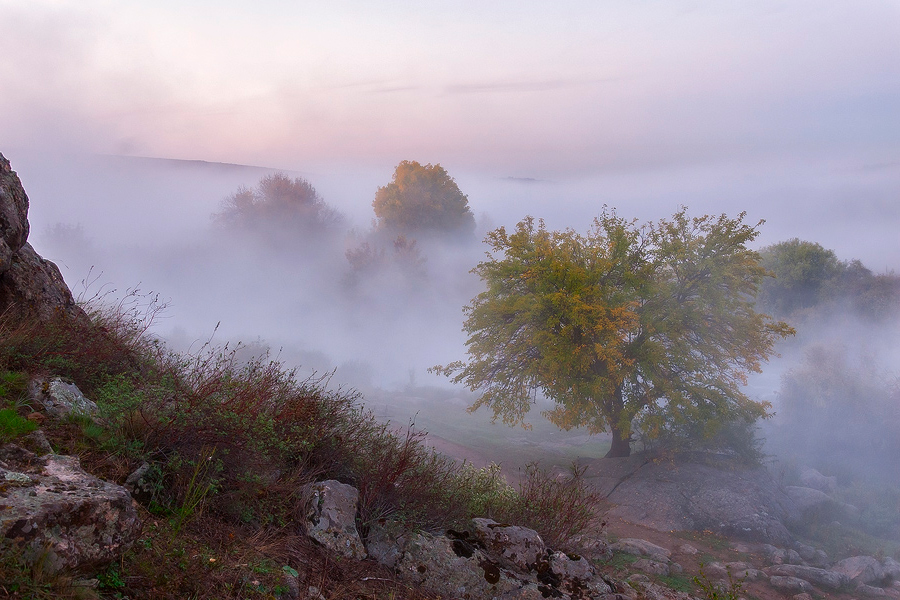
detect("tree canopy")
[434,209,794,457]
[372,161,475,238]
[214,173,344,240]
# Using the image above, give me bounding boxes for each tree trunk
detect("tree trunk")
[605,424,631,458]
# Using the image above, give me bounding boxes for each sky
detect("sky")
[1,1,899,467]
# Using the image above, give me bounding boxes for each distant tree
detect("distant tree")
[757,239,844,317]
[433,209,793,458]
[758,239,900,319]
[373,161,475,238]
[214,173,344,240]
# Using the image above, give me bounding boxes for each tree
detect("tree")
[433,209,793,457]
[756,239,844,317]
[373,161,475,238]
[213,173,344,239]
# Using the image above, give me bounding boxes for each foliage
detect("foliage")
[345,234,427,285]
[213,173,345,242]
[693,563,745,600]
[373,160,475,238]
[0,408,37,442]
[435,208,793,457]
[758,238,900,319]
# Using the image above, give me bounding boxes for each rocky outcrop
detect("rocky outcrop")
[587,454,800,545]
[300,479,367,559]
[28,377,99,419]
[0,444,141,574]
[0,152,86,323]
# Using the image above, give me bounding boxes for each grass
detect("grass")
[0,292,602,598]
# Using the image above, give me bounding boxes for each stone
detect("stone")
[677,543,698,555]
[471,518,545,571]
[548,550,594,581]
[125,462,155,502]
[610,538,671,563]
[0,153,88,324]
[856,583,890,597]
[765,564,849,589]
[792,594,814,600]
[397,531,524,599]
[632,558,669,576]
[591,454,800,545]
[798,466,837,494]
[0,444,141,574]
[29,378,99,420]
[832,555,885,586]
[365,518,408,568]
[300,480,366,559]
[769,575,814,594]
[883,557,900,580]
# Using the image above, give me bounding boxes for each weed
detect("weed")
[0,408,37,442]
[693,562,745,600]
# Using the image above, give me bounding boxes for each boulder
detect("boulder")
[769,575,814,594]
[0,152,87,324]
[300,480,366,559]
[548,550,594,581]
[856,583,890,597]
[0,444,141,574]
[765,564,848,590]
[883,557,900,581]
[832,555,884,586]
[0,153,29,271]
[471,518,545,572]
[610,538,672,563]
[632,558,669,576]
[364,518,409,569]
[588,454,799,545]
[396,531,525,599]
[798,467,837,494]
[29,377,99,419]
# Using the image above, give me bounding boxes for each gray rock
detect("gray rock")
[300,480,366,559]
[882,557,900,580]
[798,466,837,494]
[125,462,154,501]
[397,531,524,599]
[611,538,671,563]
[856,583,889,597]
[29,377,99,420]
[549,550,594,581]
[632,558,669,576]
[766,564,849,589]
[365,519,408,568]
[591,454,799,545]
[0,153,88,324]
[471,518,545,571]
[0,444,141,574]
[769,575,814,594]
[20,429,53,455]
[791,594,814,600]
[832,555,885,586]
[677,543,699,555]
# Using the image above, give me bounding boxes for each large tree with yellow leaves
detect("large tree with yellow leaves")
[434,209,793,457]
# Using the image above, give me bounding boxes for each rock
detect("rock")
[471,518,545,571]
[724,561,763,580]
[856,583,890,597]
[792,594,814,600]
[365,518,409,568]
[300,480,366,559]
[305,586,326,600]
[0,444,141,574]
[281,573,300,600]
[29,377,99,420]
[610,538,671,563]
[125,462,155,502]
[832,555,885,586]
[548,550,594,581]
[798,466,837,494]
[765,564,849,589]
[590,453,799,545]
[397,531,524,599]
[766,546,803,565]
[769,575,814,594]
[20,429,53,455]
[0,153,88,324]
[0,153,29,272]
[677,543,698,555]
[784,485,856,520]
[883,557,900,580]
[632,558,669,576]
